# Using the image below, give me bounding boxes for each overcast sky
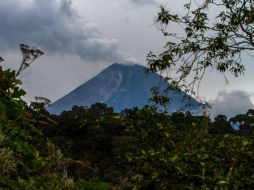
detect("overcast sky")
[1,0,253,118]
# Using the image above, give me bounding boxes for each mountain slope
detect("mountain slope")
[48,63,201,115]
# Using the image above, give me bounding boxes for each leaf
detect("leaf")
[169,155,178,162]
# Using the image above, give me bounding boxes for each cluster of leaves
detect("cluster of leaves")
[16,44,44,76]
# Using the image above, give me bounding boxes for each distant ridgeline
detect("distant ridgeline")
[47,63,201,115]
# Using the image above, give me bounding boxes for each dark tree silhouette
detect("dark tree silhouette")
[147,0,254,100]
[16,44,44,76]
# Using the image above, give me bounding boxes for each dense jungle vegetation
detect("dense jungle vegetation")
[1,0,254,189]
[1,63,254,189]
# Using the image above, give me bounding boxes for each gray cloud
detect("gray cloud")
[209,91,254,119]
[0,0,127,62]
[129,0,155,5]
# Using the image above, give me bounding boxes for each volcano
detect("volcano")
[48,63,201,115]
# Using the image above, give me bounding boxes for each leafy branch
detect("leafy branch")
[147,0,254,101]
[16,44,44,76]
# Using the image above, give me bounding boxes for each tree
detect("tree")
[210,114,234,134]
[229,109,254,135]
[147,0,254,100]
[29,96,51,119]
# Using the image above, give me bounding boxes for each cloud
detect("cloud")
[0,0,128,62]
[209,91,254,119]
[129,0,156,6]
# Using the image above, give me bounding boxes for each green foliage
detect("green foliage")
[121,108,254,189]
[49,104,254,189]
[79,181,113,190]
[0,134,17,186]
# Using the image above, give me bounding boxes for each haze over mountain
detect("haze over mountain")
[48,63,201,115]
